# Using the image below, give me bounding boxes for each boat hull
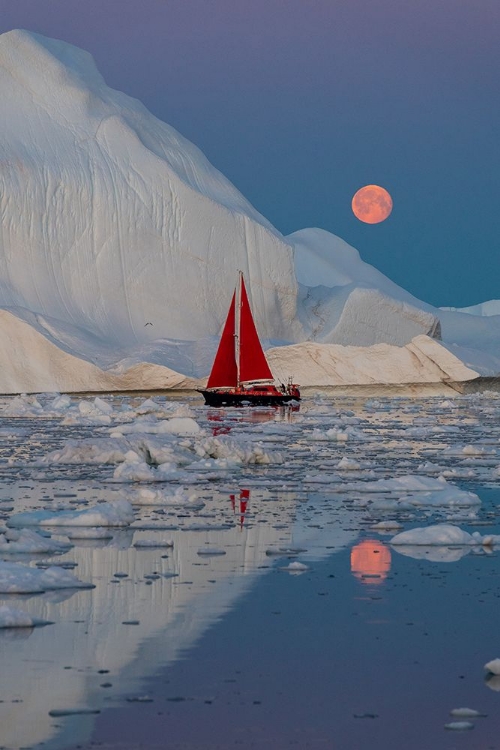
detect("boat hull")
[199,389,300,407]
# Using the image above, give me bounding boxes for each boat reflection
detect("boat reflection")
[207,404,299,435]
[229,489,250,530]
[350,539,391,584]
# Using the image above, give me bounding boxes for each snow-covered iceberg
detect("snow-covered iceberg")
[0,29,499,392]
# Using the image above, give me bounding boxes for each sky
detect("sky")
[1,0,499,307]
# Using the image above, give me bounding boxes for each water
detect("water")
[0,391,498,749]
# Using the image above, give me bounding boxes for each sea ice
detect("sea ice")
[484,658,500,675]
[0,560,94,593]
[450,708,484,718]
[125,487,201,508]
[133,539,174,548]
[0,605,52,628]
[8,500,135,528]
[391,525,475,546]
[444,722,474,731]
[280,561,310,573]
[0,528,72,554]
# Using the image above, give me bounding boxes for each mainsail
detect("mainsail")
[239,277,273,383]
[206,274,274,389]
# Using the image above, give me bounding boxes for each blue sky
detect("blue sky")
[1,0,499,306]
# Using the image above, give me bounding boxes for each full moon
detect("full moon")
[352,184,393,224]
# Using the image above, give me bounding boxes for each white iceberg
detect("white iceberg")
[0,30,498,392]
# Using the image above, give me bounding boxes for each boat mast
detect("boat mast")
[234,271,242,388]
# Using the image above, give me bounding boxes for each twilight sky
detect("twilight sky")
[1,0,499,306]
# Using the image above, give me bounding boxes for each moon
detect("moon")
[352,184,393,224]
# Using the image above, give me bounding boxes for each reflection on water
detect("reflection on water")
[0,392,499,749]
[350,539,391,584]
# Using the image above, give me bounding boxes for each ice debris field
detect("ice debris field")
[0,391,499,748]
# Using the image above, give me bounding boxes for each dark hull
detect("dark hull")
[199,390,300,407]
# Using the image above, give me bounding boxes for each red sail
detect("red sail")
[239,277,274,383]
[206,292,238,388]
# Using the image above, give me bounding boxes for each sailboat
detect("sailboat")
[199,272,300,407]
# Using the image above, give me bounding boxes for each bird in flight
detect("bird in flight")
[144,322,153,327]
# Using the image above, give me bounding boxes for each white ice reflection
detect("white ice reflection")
[0,391,498,748]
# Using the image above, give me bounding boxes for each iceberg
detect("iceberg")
[0,29,498,392]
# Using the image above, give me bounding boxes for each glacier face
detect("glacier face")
[0,29,300,349]
[0,29,498,392]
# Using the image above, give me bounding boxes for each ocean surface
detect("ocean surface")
[0,390,499,750]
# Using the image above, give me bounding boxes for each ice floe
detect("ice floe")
[391,524,500,548]
[8,500,134,528]
[484,658,500,675]
[0,560,94,593]
[0,528,72,554]
[0,605,52,628]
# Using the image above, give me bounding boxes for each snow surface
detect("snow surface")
[0,30,499,392]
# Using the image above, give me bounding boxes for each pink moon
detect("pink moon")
[352,185,393,224]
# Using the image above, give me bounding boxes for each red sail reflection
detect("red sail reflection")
[350,540,391,585]
[229,489,250,529]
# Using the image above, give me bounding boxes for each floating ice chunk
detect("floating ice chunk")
[450,708,485,718]
[308,428,348,442]
[192,437,283,466]
[479,534,500,546]
[197,547,226,556]
[0,605,52,628]
[266,547,308,557]
[134,539,174,548]
[371,521,403,532]
[78,398,112,416]
[1,395,43,417]
[50,394,72,411]
[352,475,449,493]
[407,487,480,508]
[112,459,180,482]
[462,445,488,455]
[114,416,201,436]
[8,500,135,528]
[336,457,361,471]
[484,658,500,675]
[0,561,94,593]
[0,528,72,554]
[444,722,474,731]
[126,487,202,508]
[41,438,133,465]
[280,561,309,573]
[439,400,458,409]
[391,524,475,547]
[136,398,162,414]
[93,397,113,414]
[393,545,471,563]
[326,429,349,442]
[162,417,201,435]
